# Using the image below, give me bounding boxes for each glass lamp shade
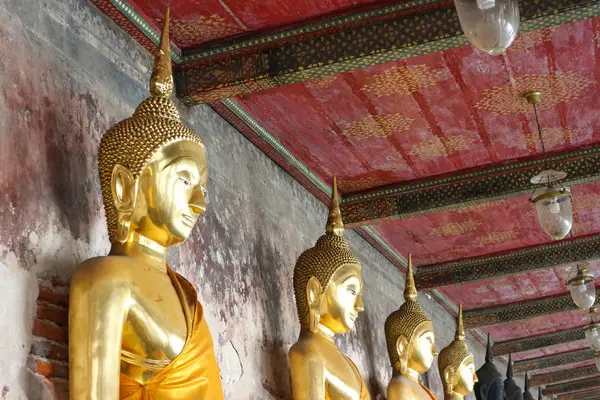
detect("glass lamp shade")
[532,186,573,240]
[568,268,596,310]
[585,323,600,351]
[591,306,600,324]
[453,0,519,55]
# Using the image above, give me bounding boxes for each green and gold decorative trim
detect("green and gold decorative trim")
[494,327,585,356]
[416,234,600,289]
[545,376,600,396]
[514,348,595,373]
[341,145,600,227]
[531,365,598,386]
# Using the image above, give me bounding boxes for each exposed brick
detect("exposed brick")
[33,319,68,344]
[36,302,68,326]
[31,338,69,362]
[28,356,54,378]
[37,286,69,308]
[28,355,69,379]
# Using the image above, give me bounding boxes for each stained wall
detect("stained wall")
[0,0,511,398]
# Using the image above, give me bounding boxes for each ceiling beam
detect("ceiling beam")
[341,145,600,227]
[464,289,600,329]
[530,366,598,386]
[173,0,600,104]
[513,348,594,374]
[557,389,600,400]
[493,327,585,356]
[416,234,600,290]
[544,376,600,396]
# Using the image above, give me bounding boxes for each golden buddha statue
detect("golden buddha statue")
[384,254,437,400]
[438,305,478,400]
[68,9,224,400]
[288,177,370,400]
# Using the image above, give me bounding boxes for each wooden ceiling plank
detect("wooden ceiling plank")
[530,366,598,386]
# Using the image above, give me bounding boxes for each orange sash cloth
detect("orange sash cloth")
[344,356,371,400]
[419,381,437,400]
[119,268,224,400]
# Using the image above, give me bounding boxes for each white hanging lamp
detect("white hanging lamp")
[568,264,596,310]
[524,91,573,240]
[453,0,520,55]
[584,306,600,350]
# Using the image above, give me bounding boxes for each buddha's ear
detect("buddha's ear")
[111,164,137,213]
[396,336,408,358]
[396,336,409,374]
[307,276,323,309]
[307,276,323,333]
[443,366,456,393]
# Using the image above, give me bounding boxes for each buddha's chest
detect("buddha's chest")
[322,351,362,400]
[121,270,187,369]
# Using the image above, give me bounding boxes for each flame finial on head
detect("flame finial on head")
[486,333,494,363]
[507,354,514,378]
[456,304,465,341]
[326,176,344,235]
[150,8,173,98]
[404,253,417,301]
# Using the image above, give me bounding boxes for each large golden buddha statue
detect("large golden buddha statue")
[289,177,369,400]
[438,305,478,400]
[384,254,437,400]
[68,10,224,400]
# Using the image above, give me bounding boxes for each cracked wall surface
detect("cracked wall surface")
[0,0,498,398]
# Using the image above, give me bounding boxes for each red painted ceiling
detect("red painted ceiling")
[128,0,383,48]
[237,18,600,193]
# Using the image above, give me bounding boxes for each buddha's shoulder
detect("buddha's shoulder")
[71,255,137,285]
[289,335,338,361]
[388,376,424,397]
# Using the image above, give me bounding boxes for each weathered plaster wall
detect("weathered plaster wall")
[0,0,514,399]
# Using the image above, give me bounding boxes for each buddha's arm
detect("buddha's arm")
[289,351,325,400]
[69,264,130,400]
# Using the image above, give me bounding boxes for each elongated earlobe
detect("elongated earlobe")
[306,276,323,333]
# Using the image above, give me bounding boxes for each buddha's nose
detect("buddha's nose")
[189,187,206,214]
[355,294,364,312]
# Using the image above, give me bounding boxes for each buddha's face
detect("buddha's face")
[407,322,436,373]
[131,141,208,246]
[319,263,364,334]
[454,356,477,396]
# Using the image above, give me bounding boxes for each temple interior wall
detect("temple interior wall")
[0,0,531,398]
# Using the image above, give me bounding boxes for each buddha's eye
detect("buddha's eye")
[201,187,207,196]
[347,287,357,296]
[178,177,191,186]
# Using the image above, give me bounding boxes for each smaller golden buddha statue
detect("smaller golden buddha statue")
[384,254,437,400]
[438,305,478,400]
[289,177,370,400]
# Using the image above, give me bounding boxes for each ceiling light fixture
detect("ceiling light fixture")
[524,91,573,241]
[453,0,519,55]
[585,306,600,351]
[568,265,596,310]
